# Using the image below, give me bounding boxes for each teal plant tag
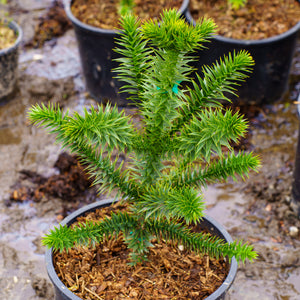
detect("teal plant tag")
[156,81,181,94]
[172,83,179,94]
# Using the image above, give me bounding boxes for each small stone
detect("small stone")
[289,226,299,237]
[265,204,272,211]
[284,195,291,204]
[178,245,184,251]
[33,54,44,61]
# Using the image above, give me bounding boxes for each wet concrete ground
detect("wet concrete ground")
[0,0,300,299]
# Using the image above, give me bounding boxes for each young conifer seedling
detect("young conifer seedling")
[28,10,260,266]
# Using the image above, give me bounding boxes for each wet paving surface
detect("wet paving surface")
[1,0,300,299]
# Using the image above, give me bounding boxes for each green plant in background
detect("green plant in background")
[228,0,247,10]
[119,0,135,16]
[28,10,260,265]
[0,0,8,19]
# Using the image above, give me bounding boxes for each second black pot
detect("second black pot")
[185,9,300,104]
[45,199,238,300]
[0,20,22,103]
[291,100,300,217]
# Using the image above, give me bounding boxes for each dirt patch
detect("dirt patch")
[31,275,54,299]
[189,0,300,40]
[26,0,72,48]
[8,152,99,218]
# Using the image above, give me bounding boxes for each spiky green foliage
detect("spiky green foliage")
[28,10,260,266]
[114,14,152,103]
[42,212,257,263]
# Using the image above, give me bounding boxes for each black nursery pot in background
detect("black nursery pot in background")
[45,199,238,300]
[64,0,189,107]
[0,20,22,103]
[291,101,300,218]
[184,10,300,105]
[64,1,124,106]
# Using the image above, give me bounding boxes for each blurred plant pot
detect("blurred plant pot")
[184,8,300,105]
[45,199,238,300]
[64,0,189,107]
[0,20,22,102]
[291,100,300,217]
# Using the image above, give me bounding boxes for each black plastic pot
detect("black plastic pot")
[184,6,300,104]
[64,0,189,107]
[291,100,300,218]
[45,198,237,300]
[0,20,22,102]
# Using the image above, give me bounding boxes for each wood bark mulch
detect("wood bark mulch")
[53,202,229,299]
[189,0,300,40]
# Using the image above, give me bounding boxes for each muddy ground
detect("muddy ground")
[0,0,300,299]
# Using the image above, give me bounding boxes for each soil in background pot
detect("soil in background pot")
[189,0,300,40]
[0,23,17,49]
[53,203,230,299]
[71,0,184,30]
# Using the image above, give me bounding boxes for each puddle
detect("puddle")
[0,202,54,300]
[204,184,300,300]
[0,1,300,299]
[204,184,245,222]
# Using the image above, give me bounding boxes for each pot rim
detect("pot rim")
[297,94,300,118]
[185,3,300,45]
[0,20,22,55]
[45,198,238,299]
[64,0,190,35]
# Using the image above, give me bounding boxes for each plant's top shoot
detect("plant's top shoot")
[119,0,135,16]
[28,9,260,266]
[228,0,247,10]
